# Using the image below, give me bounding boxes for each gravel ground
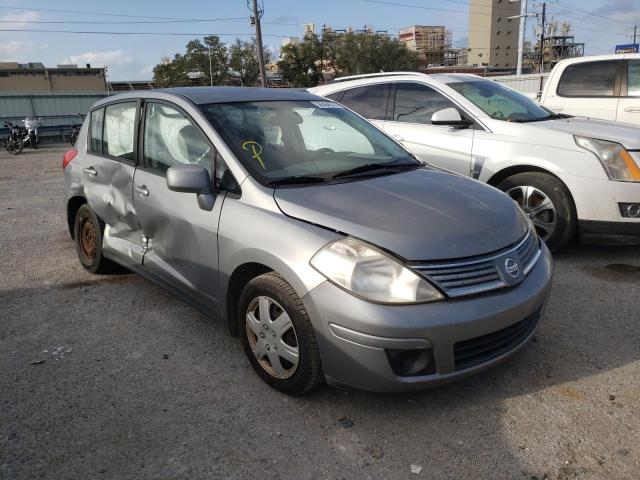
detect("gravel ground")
[1,146,639,480]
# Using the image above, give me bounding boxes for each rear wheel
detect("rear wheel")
[238,272,323,395]
[73,204,116,274]
[497,172,576,252]
[7,139,22,155]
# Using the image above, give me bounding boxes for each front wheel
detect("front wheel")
[7,139,23,155]
[497,172,576,252]
[238,272,323,395]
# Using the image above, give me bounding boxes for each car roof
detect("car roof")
[159,86,320,104]
[554,53,640,67]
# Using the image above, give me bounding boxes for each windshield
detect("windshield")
[449,80,554,122]
[199,100,418,185]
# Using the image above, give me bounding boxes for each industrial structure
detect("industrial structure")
[0,63,107,92]
[398,25,452,67]
[467,0,519,67]
[525,22,584,71]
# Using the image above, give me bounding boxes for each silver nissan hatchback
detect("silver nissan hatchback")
[63,87,553,394]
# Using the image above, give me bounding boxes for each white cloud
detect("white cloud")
[0,10,40,26]
[0,40,33,57]
[61,50,133,69]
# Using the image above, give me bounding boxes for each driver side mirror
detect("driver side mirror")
[431,108,473,128]
[166,164,215,211]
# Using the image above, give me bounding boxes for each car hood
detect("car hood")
[273,169,528,261]
[535,116,640,149]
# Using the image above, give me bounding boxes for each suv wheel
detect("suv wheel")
[497,172,576,251]
[238,272,323,395]
[73,204,116,274]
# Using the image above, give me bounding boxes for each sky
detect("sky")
[0,0,639,80]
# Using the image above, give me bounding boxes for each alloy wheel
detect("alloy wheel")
[245,296,300,379]
[507,185,557,241]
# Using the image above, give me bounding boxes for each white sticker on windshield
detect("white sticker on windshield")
[311,101,343,109]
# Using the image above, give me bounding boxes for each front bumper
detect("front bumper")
[559,173,640,244]
[302,243,553,392]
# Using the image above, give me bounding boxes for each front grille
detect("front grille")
[453,309,541,371]
[412,231,540,298]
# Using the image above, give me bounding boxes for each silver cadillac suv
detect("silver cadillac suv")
[63,87,553,394]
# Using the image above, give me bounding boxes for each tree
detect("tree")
[228,39,271,86]
[277,32,419,87]
[153,35,229,87]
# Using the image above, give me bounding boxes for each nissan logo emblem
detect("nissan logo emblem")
[504,258,520,278]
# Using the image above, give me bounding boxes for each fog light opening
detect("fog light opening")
[386,348,436,377]
[619,203,640,218]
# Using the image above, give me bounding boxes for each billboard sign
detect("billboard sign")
[615,44,639,54]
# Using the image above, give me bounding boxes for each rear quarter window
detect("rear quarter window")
[557,61,619,97]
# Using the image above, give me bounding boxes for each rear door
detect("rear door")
[616,59,640,125]
[133,100,230,310]
[383,82,474,176]
[82,100,145,267]
[547,60,621,120]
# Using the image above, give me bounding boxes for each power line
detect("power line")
[0,28,294,37]
[0,5,222,20]
[0,17,248,25]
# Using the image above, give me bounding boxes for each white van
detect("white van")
[540,53,640,125]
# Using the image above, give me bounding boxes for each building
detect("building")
[398,26,452,67]
[524,22,584,72]
[444,48,471,66]
[0,63,107,92]
[468,0,519,68]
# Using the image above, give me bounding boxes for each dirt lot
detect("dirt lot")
[1,146,639,479]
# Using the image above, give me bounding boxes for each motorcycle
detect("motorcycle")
[3,121,23,155]
[21,116,42,149]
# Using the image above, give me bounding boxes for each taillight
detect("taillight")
[63,148,78,169]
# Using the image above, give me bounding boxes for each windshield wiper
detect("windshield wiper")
[509,113,570,123]
[331,159,420,179]
[267,175,328,186]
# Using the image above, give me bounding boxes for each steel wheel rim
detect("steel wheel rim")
[506,185,557,241]
[79,216,97,261]
[245,296,299,379]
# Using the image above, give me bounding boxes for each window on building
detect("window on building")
[557,60,619,97]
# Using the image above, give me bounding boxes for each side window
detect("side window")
[103,102,137,160]
[214,151,241,195]
[326,91,343,101]
[338,84,390,120]
[557,61,619,97]
[627,61,640,96]
[88,108,104,154]
[393,83,458,124]
[143,102,213,175]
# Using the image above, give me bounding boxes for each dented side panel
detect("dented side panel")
[82,155,144,266]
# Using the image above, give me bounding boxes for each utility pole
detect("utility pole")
[249,0,267,87]
[208,47,213,87]
[509,0,535,75]
[539,2,546,74]
[634,25,637,44]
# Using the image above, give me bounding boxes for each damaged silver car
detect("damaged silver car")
[63,87,553,394]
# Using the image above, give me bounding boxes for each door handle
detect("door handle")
[548,106,564,111]
[624,107,640,113]
[83,167,97,176]
[135,185,149,197]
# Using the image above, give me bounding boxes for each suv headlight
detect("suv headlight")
[310,238,444,304]
[575,136,640,182]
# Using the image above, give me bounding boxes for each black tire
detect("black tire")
[8,140,22,155]
[497,172,576,252]
[238,272,323,395]
[73,204,116,274]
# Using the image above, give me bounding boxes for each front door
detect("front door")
[82,101,145,267]
[133,101,224,310]
[382,82,474,176]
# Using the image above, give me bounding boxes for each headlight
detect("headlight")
[575,136,640,182]
[310,237,444,304]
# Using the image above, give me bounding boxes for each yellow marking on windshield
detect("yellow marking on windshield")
[242,140,265,169]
